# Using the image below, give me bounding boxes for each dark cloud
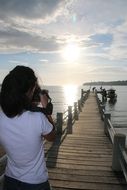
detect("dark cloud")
[0,26,60,52]
[0,0,70,52]
[0,0,65,20]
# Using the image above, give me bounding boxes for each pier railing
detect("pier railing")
[0,89,90,184]
[56,89,90,135]
[96,90,127,182]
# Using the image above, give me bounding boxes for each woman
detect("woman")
[0,65,55,190]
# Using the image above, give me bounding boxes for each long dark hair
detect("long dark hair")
[0,65,37,117]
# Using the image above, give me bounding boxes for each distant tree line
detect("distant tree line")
[83,80,127,86]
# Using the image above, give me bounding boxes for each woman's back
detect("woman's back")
[0,110,53,184]
[0,65,55,189]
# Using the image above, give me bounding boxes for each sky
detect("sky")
[0,0,127,86]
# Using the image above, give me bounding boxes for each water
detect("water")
[43,85,83,119]
[95,85,127,127]
[1,84,127,128]
[45,85,127,128]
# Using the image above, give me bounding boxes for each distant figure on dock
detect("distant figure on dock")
[102,88,107,102]
[0,65,55,190]
[107,88,117,104]
[100,86,102,90]
[92,87,96,92]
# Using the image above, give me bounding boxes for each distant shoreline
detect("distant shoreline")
[83,80,127,86]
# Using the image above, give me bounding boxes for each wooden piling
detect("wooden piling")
[112,133,126,171]
[67,106,72,134]
[56,112,63,135]
[74,102,79,120]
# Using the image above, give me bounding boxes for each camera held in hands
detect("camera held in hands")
[32,86,53,115]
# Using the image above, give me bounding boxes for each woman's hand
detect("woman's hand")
[40,94,48,108]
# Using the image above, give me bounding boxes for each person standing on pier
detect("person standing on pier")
[0,65,55,190]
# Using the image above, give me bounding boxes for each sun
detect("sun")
[62,43,80,62]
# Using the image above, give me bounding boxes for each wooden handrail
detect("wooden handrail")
[96,91,127,183]
[119,144,127,181]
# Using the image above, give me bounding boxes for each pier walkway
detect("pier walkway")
[46,92,127,190]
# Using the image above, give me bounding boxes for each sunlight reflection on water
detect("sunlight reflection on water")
[63,85,79,106]
[45,85,82,118]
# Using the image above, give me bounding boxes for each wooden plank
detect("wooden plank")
[46,143,112,150]
[45,145,112,153]
[48,167,123,177]
[46,151,113,159]
[49,172,126,184]
[47,162,113,171]
[49,179,127,190]
[46,153,112,162]
[46,157,112,167]
[46,147,112,155]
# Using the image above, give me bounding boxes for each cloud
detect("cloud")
[0,0,76,53]
[0,0,67,22]
[73,0,127,23]
[108,20,127,60]
[0,26,60,52]
[39,59,49,63]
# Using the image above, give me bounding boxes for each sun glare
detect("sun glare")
[62,43,80,62]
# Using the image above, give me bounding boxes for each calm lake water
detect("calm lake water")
[43,85,82,118]
[45,85,127,128]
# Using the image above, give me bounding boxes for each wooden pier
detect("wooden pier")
[45,92,127,190]
[0,91,127,189]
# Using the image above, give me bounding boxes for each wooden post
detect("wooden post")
[112,133,126,171]
[86,90,89,99]
[78,99,82,112]
[67,106,72,134]
[100,105,105,120]
[104,113,111,136]
[74,102,79,120]
[102,94,104,102]
[56,112,63,135]
[81,89,84,105]
[81,89,84,99]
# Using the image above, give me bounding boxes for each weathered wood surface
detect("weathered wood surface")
[46,93,127,190]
